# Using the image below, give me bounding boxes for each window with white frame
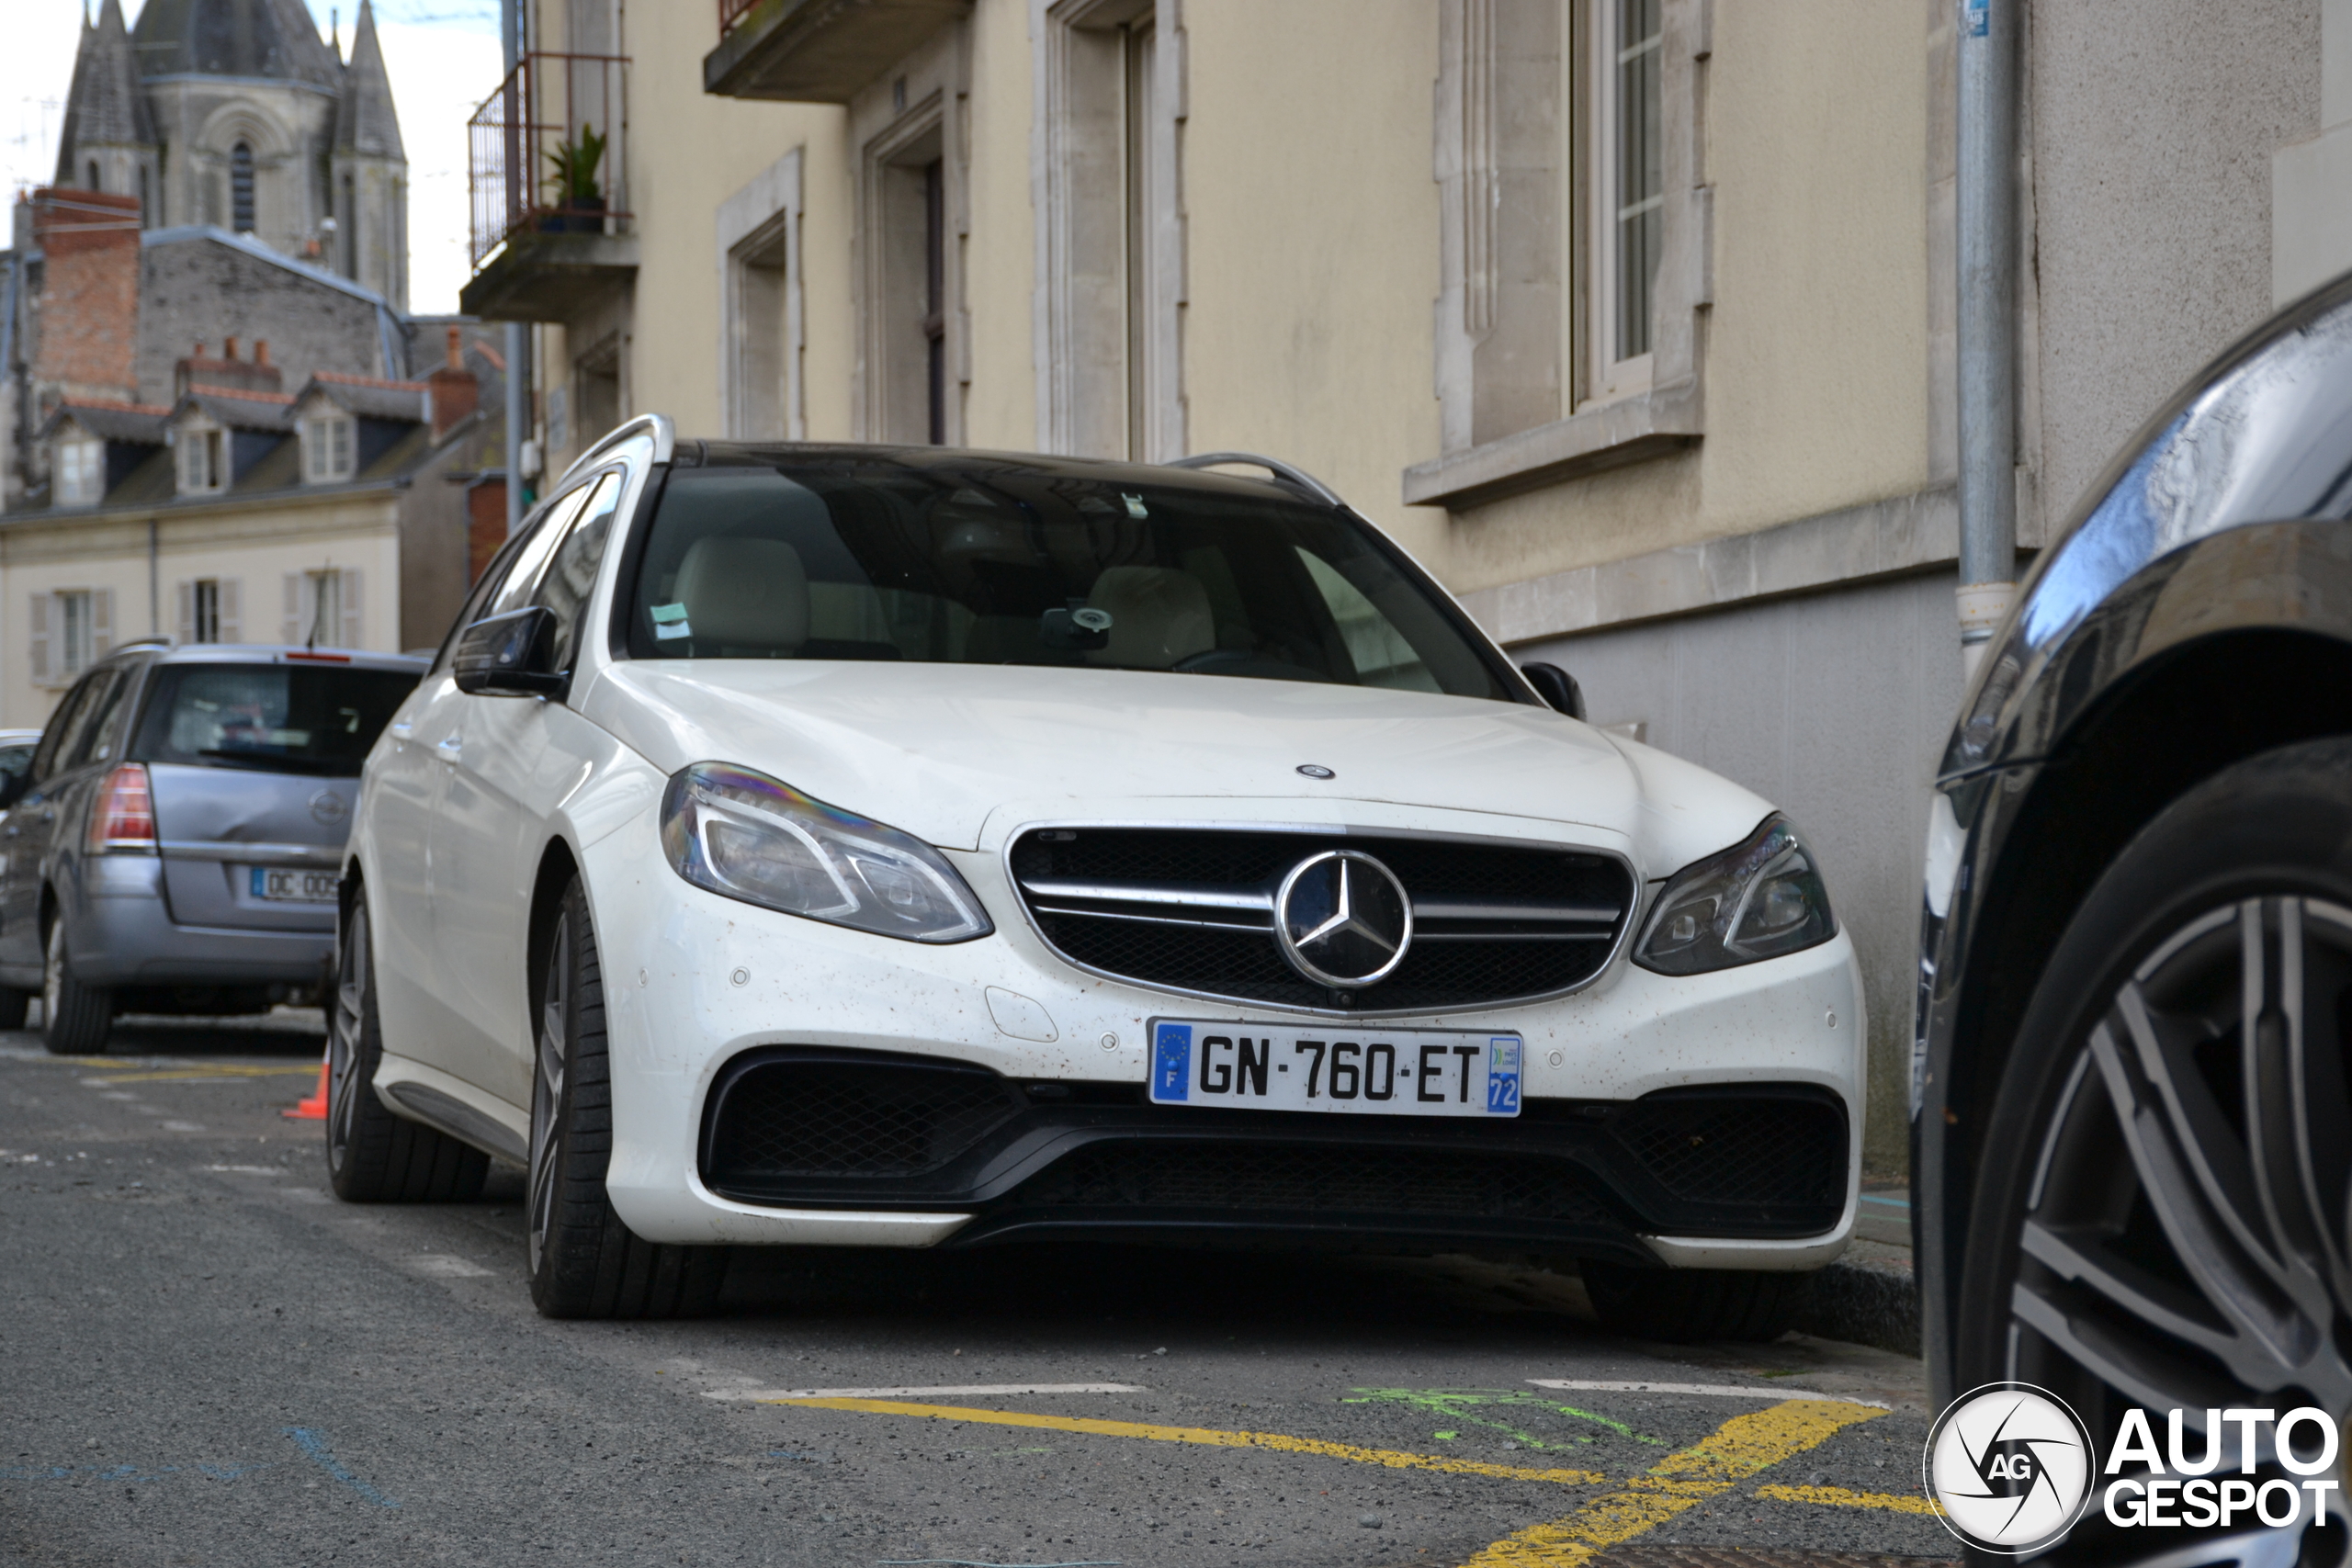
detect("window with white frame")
[720,150,807,443]
[60,592,93,677]
[302,414,354,483]
[283,568,362,650]
[175,577,240,645]
[1591,0,1662,393]
[177,423,226,494]
[195,580,220,643]
[54,437,103,506]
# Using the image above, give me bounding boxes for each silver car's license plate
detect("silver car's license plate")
[1148,1020,1521,1117]
[251,867,338,903]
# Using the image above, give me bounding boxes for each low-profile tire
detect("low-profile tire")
[1581,1260,1810,1343]
[528,876,729,1319]
[0,987,32,1030]
[41,917,111,1055]
[327,887,489,1202]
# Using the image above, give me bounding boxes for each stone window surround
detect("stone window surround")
[1408,0,1712,512]
[848,28,969,445]
[1030,0,1187,461]
[717,147,808,442]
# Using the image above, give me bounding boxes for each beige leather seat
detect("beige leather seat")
[672,536,809,656]
[1083,567,1215,670]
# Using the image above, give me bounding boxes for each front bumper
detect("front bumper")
[577,810,1867,1268]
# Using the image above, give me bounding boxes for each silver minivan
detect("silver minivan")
[0,643,423,1053]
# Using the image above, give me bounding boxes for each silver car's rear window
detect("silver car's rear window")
[130,664,419,777]
[623,464,1513,700]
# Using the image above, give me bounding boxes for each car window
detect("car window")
[487,482,596,620]
[35,671,113,781]
[77,667,143,767]
[128,663,423,778]
[432,493,573,675]
[527,471,622,673]
[620,464,1512,700]
[0,742,37,801]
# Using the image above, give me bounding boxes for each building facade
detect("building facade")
[462,0,2338,1172]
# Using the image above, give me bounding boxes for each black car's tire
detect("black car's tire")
[1581,1260,1809,1343]
[327,888,488,1202]
[0,987,33,1030]
[41,918,110,1055]
[1954,739,2352,1562]
[527,877,728,1319]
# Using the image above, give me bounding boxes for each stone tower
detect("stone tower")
[51,0,409,311]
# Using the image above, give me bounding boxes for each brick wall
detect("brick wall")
[29,188,141,403]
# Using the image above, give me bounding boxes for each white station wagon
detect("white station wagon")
[330,415,1864,1336]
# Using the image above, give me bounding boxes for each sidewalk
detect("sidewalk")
[1791,1182,1919,1357]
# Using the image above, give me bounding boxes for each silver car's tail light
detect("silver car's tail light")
[659,762,992,943]
[1634,815,1836,976]
[87,763,156,854]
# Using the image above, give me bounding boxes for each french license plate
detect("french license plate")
[1148,1020,1521,1117]
[251,867,338,904]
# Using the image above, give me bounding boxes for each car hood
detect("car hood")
[578,662,1768,875]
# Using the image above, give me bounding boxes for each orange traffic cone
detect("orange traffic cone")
[285,1055,329,1120]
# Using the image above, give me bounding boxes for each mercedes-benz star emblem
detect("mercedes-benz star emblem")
[1273,850,1413,989]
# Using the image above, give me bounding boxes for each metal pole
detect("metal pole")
[503,0,527,536]
[1955,0,2018,680]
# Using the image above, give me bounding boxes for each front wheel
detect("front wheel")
[527,877,728,1319]
[41,917,110,1055]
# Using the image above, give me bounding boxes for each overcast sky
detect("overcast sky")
[2,0,505,314]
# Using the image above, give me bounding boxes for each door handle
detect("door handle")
[390,720,414,741]
[435,736,463,761]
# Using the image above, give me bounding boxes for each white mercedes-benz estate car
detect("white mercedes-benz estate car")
[330,415,1864,1334]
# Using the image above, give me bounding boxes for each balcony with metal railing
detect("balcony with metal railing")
[704,0,968,102]
[459,51,639,321]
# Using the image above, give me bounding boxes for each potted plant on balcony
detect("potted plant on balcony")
[542,123,607,233]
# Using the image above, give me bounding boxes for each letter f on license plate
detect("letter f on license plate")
[1148,1019,1521,1118]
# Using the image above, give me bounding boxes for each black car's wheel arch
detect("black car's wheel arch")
[1923,618,2352,1387]
[526,837,583,1030]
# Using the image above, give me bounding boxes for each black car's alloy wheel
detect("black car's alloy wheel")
[526,876,727,1319]
[1958,741,2352,1568]
[326,887,488,1202]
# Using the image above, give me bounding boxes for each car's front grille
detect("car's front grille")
[702,1053,1022,1180]
[1010,828,1634,1012]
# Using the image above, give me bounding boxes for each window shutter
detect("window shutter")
[220,579,242,643]
[91,589,113,659]
[339,569,364,649]
[28,595,48,685]
[175,582,194,646]
[282,573,301,643]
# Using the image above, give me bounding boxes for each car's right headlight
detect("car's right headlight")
[1634,815,1837,976]
[659,762,992,943]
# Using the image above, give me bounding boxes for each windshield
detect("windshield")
[130,664,420,777]
[623,461,1515,701]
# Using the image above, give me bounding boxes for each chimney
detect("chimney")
[174,337,286,399]
[223,336,239,361]
[254,341,270,367]
[427,325,480,437]
[28,188,142,405]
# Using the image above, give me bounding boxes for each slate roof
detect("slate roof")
[179,387,297,432]
[299,371,429,423]
[130,0,344,89]
[333,2,404,160]
[38,400,172,445]
[54,0,153,178]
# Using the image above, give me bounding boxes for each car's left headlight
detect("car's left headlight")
[659,762,992,943]
[1634,815,1836,976]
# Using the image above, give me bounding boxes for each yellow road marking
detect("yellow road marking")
[767,1397,1609,1486]
[1458,1400,1887,1567]
[1756,1483,1940,1516]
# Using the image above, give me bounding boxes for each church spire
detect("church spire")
[53,0,153,189]
[334,1,404,162]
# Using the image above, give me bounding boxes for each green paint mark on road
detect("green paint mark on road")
[1341,1388,1669,1452]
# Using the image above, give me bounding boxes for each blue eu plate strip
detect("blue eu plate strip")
[1152,1023,1192,1102]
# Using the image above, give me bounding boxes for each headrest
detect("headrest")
[672,536,808,653]
[1084,567,1214,670]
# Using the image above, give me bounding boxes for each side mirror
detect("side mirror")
[1520,661,1585,721]
[454,605,567,697]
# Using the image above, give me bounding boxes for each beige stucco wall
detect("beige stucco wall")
[959,0,1037,451]
[0,496,402,728]
[1442,0,1935,595]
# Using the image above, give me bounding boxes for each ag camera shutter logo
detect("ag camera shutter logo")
[1924,1382,2095,1554]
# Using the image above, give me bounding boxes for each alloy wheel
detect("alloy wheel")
[2005,895,2352,1559]
[327,903,368,1175]
[526,911,570,1278]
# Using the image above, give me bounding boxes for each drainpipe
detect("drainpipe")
[503,0,528,536]
[1955,0,2018,681]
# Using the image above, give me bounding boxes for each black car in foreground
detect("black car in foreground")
[1918,271,2352,1563]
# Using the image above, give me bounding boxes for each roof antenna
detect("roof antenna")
[307,563,326,651]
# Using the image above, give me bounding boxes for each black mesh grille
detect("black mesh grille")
[706,1056,1021,1179]
[1612,1094,1846,1209]
[1009,1142,1616,1224]
[1014,829,1633,1011]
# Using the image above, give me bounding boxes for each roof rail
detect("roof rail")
[554,412,675,491]
[1164,450,1343,507]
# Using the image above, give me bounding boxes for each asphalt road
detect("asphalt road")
[1,1020,1951,1568]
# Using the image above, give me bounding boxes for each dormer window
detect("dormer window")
[303,415,355,483]
[54,437,103,506]
[177,423,226,495]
